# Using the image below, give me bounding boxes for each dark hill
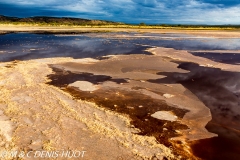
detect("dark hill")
[0,15,20,21]
[0,15,123,25]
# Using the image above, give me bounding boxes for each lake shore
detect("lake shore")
[1,25,240,38]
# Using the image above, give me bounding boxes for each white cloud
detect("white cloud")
[170,1,240,24]
[1,0,240,24]
[12,0,57,5]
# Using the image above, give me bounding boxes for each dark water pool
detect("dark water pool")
[0,33,151,62]
[148,62,240,160]
[1,32,240,62]
[190,52,240,65]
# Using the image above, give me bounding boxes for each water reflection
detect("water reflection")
[190,52,240,65]
[0,33,150,62]
[1,33,240,62]
[148,62,240,160]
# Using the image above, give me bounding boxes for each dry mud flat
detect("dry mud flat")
[0,47,239,159]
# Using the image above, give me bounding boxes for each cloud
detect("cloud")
[0,0,240,24]
[0,2,78,17]
[169,1,240,24]
[197,0,240,7]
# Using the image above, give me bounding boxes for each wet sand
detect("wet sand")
[0,47,222,160]
[47,48,240,159]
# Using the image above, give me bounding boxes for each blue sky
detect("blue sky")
[0,0,240,24]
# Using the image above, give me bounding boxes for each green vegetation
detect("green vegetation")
[1,15,240,30]
[139,22,146,26]
[0,15,123,26]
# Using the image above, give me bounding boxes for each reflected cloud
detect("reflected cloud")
[148,62,240,159]
[1,33,240,62]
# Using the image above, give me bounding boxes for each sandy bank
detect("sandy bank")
[0,58,175,160]
[1,26,240,38]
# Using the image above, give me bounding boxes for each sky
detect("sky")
[0,0,240,24]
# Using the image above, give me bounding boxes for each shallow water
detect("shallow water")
[190,52,240,65]
[148,62,240,160]
[1,32,240,62]
[0,33,150,61]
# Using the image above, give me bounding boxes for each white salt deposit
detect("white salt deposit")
[68,81,99,91]
[151,111,178,122]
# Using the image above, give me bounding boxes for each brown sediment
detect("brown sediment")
[65,87,188,137]
[95,56,112,60]
[46,67,205,159]
[47,66,128,86]
[189,122,240,160]
[148,61,240,160]
[4,60,20,68]
[45,49,220,159]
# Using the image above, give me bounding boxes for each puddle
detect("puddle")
[46,67,195,159]
[148,62,240,160]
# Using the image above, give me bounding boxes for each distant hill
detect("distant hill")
[1,15,240,29]
[0,15,19,21]
[0,15,124,26]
